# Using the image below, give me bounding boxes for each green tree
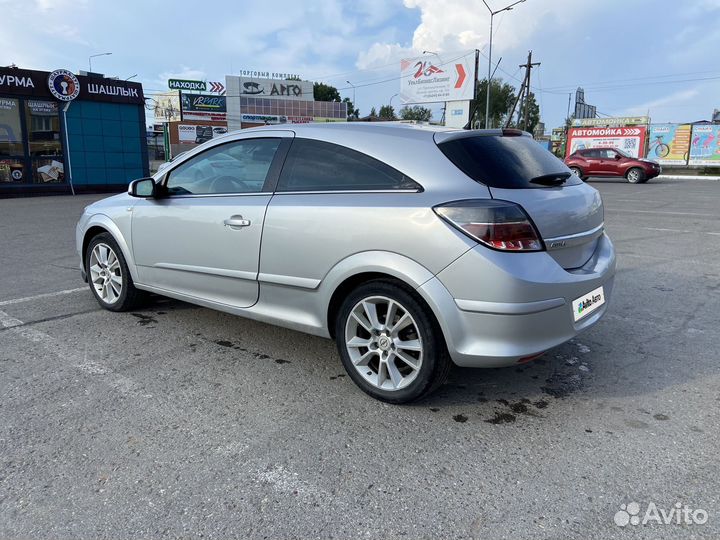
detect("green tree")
[470,78,516,129]
[399,105,432,121]
[369,106,378,117]
[343,97,359,119]
[313,82,341,102]
[378,105,396,120]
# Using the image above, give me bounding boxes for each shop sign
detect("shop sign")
[169,79,206,91]
[0,67,144,104]
[86,83,139,98]
[228,76,314,102]
[235,70,301,80]
[288,116,313,124]
[572,116,649,127]
[27,100,58,115]
[0,98,18,110]
[240,113,288,124]
[0,73,35,90]
[48,69,80,101]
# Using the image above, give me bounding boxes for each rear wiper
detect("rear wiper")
[529,172,571,186]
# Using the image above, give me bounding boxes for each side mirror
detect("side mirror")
[128,177,156,198]
[614,154,622,160]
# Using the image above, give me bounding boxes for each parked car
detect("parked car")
[76,124,615,403]
[565,147,661,183]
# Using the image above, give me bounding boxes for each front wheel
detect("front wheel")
[335,281,451,404]
[86,233,145,312]
[626,167,645,184]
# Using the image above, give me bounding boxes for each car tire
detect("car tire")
[569,167,585,181]
[626,167,645,184]
[335,280,451,404]
[85,233,145,312]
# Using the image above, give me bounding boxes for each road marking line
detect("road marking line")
[607,209,717,218]
[0,287,87,307]
[643,227,689,233]
[0,307,136,395]
[642,227,720,236]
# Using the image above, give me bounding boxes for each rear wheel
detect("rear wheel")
[335,281,451,404]
[86,233,145,312]
[569,167,585,181]
[626,167,645,184]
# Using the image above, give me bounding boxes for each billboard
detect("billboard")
[177,124,227,144]
[567,126,647,158]
[225,76,313,101]
[153,91,181,123]
[688,124,720,166]
[445,100,471,128]
[180,93,227,121]
[400,53,475,104]
[646,124,691,165]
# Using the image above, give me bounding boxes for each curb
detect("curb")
[656,175,720,181]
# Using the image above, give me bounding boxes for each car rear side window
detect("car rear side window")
[277,138,421,192]
[438,135,582,189]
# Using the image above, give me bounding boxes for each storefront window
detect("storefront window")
[0,159,26,183]
[24,101,64,183]
[25,100,61,157]
[0,98,23,157]
[32,158,65,183]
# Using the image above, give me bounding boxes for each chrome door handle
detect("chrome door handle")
[224,216,251,229]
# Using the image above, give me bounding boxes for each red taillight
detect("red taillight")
[433,199,544,252]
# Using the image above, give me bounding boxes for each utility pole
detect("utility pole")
[505,50,539,131]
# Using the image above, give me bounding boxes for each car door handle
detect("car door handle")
[224,216,251,229]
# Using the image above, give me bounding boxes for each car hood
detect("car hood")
[85,192,133,213]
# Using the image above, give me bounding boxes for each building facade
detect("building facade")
[0,66,148,195]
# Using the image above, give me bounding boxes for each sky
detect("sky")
[2,0,720,130]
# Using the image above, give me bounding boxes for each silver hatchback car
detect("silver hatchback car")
[76,123,615,403]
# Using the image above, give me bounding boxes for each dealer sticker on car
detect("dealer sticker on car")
[572,286,605,322]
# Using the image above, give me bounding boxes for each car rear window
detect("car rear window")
[438,135,582,189]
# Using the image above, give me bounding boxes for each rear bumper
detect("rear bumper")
[418,233,616,368]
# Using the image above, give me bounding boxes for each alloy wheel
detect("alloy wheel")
[627,169,641,183]
[89,243,123,304]
[344,295,424,391]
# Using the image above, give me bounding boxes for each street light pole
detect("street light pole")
[482,0,525,129]
[88,52,112,72]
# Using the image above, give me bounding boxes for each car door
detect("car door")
[582,149,602,175]
[593,149,615,175]
[131,131,292,308]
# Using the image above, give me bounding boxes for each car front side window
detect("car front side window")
[165,138,281,195]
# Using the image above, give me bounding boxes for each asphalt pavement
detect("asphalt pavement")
[1,178,719,539]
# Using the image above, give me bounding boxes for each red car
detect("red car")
[565,147,661,184]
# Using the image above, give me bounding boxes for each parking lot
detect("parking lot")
[1,178,718,539]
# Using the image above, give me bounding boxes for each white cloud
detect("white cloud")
[620,88,701,117]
